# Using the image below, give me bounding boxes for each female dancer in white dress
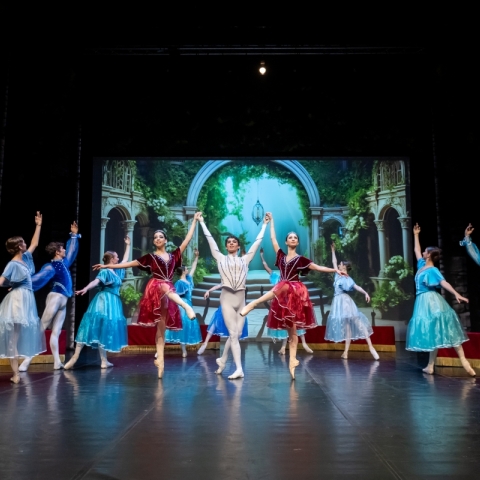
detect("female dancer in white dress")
[324,243,379,360]
[198,212,269,379]
[0,212,46,383]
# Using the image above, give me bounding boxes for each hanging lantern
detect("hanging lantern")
[252,199,264,226]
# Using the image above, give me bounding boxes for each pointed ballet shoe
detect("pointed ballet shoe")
[64,356,79,370]
[154,359,164,378]
[54,362,65,370]
[197,344,206,355]
[19,358,32,372]
[228,369,244,380]
[278,346,286,355]
[289,358,300,380]
[341,352,348,359]
[182,351,188,358]
[461,359,476,377]
[369,347,380,361]
[303,345,313,354]
[215,358,226,374]
[10,373,20,384]
[422,364,434,375]
[239,302,257,317]
[101,361,114,369]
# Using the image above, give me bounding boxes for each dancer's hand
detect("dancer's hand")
[34,211,42,226]
[92,264,105,271]
[194,212,203,221]
[124,235,131,245]
[194,248,199,257]
[70,221,78,234]
[75,287,88,296]
[204,291,210,299]
[336,268,348,277]
[264,212,271,224]
[465,223,474,237]
[260,247,264,254]
[365,293,371,303]
[331,242,336,252]
[413,223,421,235]
[454,293,469,304]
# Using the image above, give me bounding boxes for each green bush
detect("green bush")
[120,285,143,317]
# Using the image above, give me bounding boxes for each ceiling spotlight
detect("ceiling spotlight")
[259,61,266,75]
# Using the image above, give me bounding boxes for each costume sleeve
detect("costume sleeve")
[64,234,80,269]
[423,267,444,287]
[174,279,190,296]
[338,275,356,292]
[243,223,267,266]
[136,254,153,273]
[460,236,480,267]
[274,249,285,268]
[31,263,55,291]
[296,255,313,275]
[417,258,426,270]
[172,247,182,268]
[199,222,222,261]
[269,271,281,285]
[96,269,113,286]
[1,262,27,286]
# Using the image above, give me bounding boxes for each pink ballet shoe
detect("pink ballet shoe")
[341,352,348,359]
[154,359,164,379]
[461,358,476,377]
[10,372,20,384]
[422,364,434,375]
[289,358,300,380]
[197,344,207,355]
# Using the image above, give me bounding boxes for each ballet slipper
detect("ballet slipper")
[197,344,207,355]
[369,347,380,361]
[289,358,300,380]
[341,352,348,359]
[239,301,257,317]
[278,346,286,355]
[422,364,434,375]
[460,358,476,377]
[215,358,226,374]
[228,369,244,380]
[53,361,65,370]
[10,372,20,384]
[303,344,313,354]
[154,352,158,358]
[154,359,164,379]
[182,352,188,358]
[19,357,32,372]
[64,356,79,370]
[101,361,114,369]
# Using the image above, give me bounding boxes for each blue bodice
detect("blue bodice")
[96,268,125,296]
[1,251,35,291]
[333,273,356,296]
[174,275,194,304]
[415,258,444,295]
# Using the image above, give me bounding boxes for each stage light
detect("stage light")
[259,61,266,75]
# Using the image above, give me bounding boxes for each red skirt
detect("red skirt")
[133,279,182,330]
[266,280,318,330]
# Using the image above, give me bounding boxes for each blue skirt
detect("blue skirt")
[165,307,202,345]
[207,307,248,340]
[406,291,468,351]
[267,327,306,341]
[75,292,128,353]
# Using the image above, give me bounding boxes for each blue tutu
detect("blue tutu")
[406,259,468,351]
[75,269,128,352]
[207,307,248,339]
[165,275,202,345]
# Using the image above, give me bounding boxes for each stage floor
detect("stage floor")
[1,344,480,479]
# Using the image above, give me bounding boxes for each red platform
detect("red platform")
[302,325,396,352]
[41,329,67,355]
[436,332,480,368]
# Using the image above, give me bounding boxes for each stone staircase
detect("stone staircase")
[192,270,328,308]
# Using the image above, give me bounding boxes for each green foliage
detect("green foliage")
[192,257,210,285]
[371,256,414,313]
[120,285,143,317]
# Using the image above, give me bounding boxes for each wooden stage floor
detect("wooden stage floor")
[1,343,480,480]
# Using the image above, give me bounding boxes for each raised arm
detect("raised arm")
[121,236,131,263]
[243,214,270,265]
[204,283,222,299]
[31,263,55,291]
[64,221,80,268]
[179,212,201,254]
[189,249,199,278]
[460,223,480,266]
[198,213,222,261]
[308,262,347,276]
[413,223,422,261]
[269,213,280,253]
[93,260,139,271]
[331,243,338,270]
[440,279,469,304]
[27,211,42,253]
[353,284,370,303]
[260,247,272,275]
[76,278,101,296]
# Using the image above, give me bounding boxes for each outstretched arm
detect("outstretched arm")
[331,243,338,270]
[440,279,469,304]
[27,211,42,253]
[198,213,222,261]
[76,278,101,296]
[244,213,270,265]
[204,283,222,299]
[308,262,346,276]
[93,260,139,271]
[260,248,272,275]
[353,284,370,303]
[269,213,280,253]
[32,264,55,291]
[179,212,201,254]
[189,249,199,278]
[413,223,422,261]
[121,236,131,263]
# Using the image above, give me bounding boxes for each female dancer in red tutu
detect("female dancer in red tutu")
[240,213,345,379]
[93,211,202,378]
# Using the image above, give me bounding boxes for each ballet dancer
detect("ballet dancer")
[165,248,202,357]
[240,213,345,379]
[260,247,313,354]
[198,212,269,379]
[406,223,475,376]
[0,211,46,383]
[93,212,201,378]
[20,221,80,371]
[64,236,130,369]
[324,243,379,360]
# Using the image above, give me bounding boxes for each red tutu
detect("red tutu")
[266,280,317,330]
[133,279,182,330]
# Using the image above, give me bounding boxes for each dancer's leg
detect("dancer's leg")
[278,338,287,355]
[198,329,213,355]
[154,320,167,378]
[341,324,351,359]
[365,332,379,360]
[300,334,313,354]
[454,345,476,376]
[287,325,299,380]
[165,289,196,320]
[99,347,113,368]
[216,338,231,374]
[240,289,276,317]
[64,343,85,369]
[422,349,438,374]
[181,344,187,357]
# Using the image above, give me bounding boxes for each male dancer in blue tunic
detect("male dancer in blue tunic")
[20,221,80,371]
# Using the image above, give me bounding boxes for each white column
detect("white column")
[100,217,110,263]
[374,219,387,277]
[398,216,412,265]
[121,220,137,278]
[310,207,322,261]
[140,226,150,255]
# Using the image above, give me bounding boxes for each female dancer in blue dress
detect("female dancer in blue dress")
[0,211,46,383]
[406,223,475,376]
[165,248,202,357]
[324,243,378,360]
[260,248,313,354]
[64,236,131,369]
